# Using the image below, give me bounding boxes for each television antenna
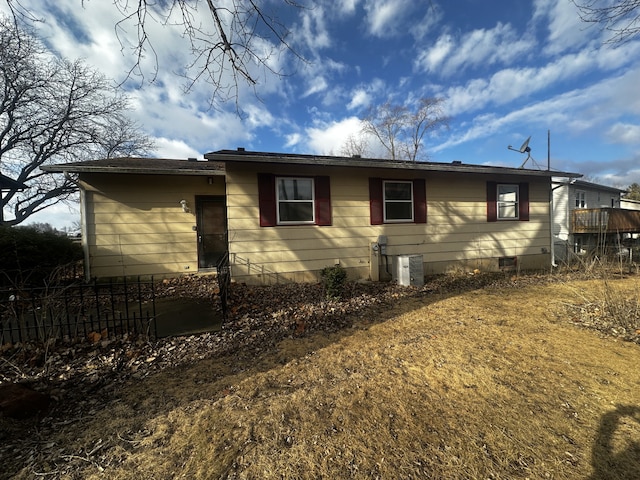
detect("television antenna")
[507,136,543,169]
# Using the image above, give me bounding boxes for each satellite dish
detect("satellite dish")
[508,136,531,153]
[507,135,541,169]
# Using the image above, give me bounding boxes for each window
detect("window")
[277,177,314,224]
[486,182,529,222]
[575,191,586,208]
[384,181,414,222]
[369,178,426,225]
[497,184,519,219]
[257,174,331,227]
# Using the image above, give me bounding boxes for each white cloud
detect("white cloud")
[606,123,640,145]
[533,0,592,55]
[154,138,201,159]
[415,33,453,72]
[242,104,276,130]
[409,3,443,41]
[337,0,360,14]
[443,39,640,118]
[415,22,535,77]
[305,116,365,154]
[284,133,303,148]
[364,0,415,37]
[347,89,371,110]
[298,5,332,51]
[302,76,329,97]
[435,66,640,154]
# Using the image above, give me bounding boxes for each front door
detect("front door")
[196,196,227,269]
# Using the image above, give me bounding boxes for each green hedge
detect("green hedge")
[0,225,83,285]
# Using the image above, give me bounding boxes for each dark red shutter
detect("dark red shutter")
[369,177,383,225]
[519,182,529,221]
[257,173,276,227]
[413,178,427,224]
[487,181,497,222]
[315,176,332,226]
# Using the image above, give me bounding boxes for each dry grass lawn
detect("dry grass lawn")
[9,275,640,479]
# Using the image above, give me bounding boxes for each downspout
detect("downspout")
[550,181,568,268]
[65,172,90,280]
[550,179,578,268]
[550,181,557,268]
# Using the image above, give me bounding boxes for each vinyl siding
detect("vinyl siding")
[226,164,551,283]
[80,173,224,278]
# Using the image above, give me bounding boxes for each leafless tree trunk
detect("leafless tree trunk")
[0,18,153,226]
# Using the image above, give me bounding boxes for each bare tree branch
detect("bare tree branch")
[572,0,640,44]
[0,18,153,226]
[361,97,449,161]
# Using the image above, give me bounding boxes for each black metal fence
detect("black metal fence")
[0,277,157,345]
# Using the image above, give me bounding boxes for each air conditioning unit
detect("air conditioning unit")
[394,255,424,287]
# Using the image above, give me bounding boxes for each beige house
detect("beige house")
[44,150,580,284]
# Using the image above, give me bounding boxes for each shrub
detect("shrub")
[321,265,347,300]
[0,225,83,286]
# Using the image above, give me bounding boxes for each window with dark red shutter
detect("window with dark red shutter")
[486,181,529,222]
[257,174,331,226]
[369,178,384,225]
[369,177,426,224]
[315,176,332,226]
[258,173,276,227]
[413,179,427,224]
[518,182,529,221]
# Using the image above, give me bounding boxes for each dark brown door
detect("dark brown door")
[196,196,227,269]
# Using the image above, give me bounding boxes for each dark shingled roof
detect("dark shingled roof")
[205,149,582,179]
[41,157,225,175]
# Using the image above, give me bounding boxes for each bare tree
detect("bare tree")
[0,18,153,226]
[4,0,305,107]
[572,0,640,43]
[361,97,449,161]
[340,133,370,158]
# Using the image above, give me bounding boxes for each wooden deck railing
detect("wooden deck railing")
[572,208,640,234]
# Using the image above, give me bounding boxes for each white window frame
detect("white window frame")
[276,177,315,225]
[575,190,586,208]
[497,184,519,220]
[383,180,414,223]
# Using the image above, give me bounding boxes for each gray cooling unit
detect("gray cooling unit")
[394,255,424,287]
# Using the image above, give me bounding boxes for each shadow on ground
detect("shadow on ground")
[153,297,222,337]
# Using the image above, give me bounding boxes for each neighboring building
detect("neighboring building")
[621,197,640,211]
[44,150,580,284]
[552,178,640,262]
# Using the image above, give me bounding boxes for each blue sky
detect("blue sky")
[3,0,640,228]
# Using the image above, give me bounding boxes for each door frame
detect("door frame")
[195,195,228,270]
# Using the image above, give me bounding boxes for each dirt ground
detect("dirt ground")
[1,271,640,479]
